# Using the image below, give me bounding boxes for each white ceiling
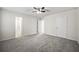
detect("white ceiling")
[1,7,76,18]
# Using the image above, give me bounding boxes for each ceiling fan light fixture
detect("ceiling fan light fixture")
[37,11,42,14]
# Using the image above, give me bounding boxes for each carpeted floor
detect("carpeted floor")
[0,34,79,52]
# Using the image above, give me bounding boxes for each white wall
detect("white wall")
[0,9,37,41]
[77,8,79,43]
[67,10,77,40]
[44,15,57,36]
[43,9,78,41]
[22,15,37,36]
[0,9,1,40]
[0,9,15,41]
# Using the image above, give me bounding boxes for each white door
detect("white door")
[56,15,67,38]
[15,17,22,38]
[38,19,44,34]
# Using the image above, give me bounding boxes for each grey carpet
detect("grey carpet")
[0,34,79,52]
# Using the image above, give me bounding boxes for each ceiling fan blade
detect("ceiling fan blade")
[33,7,37,9]
[41,11,45,12]
[33,7,40,11]
[42,7,45,9]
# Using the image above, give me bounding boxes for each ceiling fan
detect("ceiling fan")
[32,7,49,14]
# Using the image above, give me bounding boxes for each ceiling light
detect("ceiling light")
[37,11,42,14]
